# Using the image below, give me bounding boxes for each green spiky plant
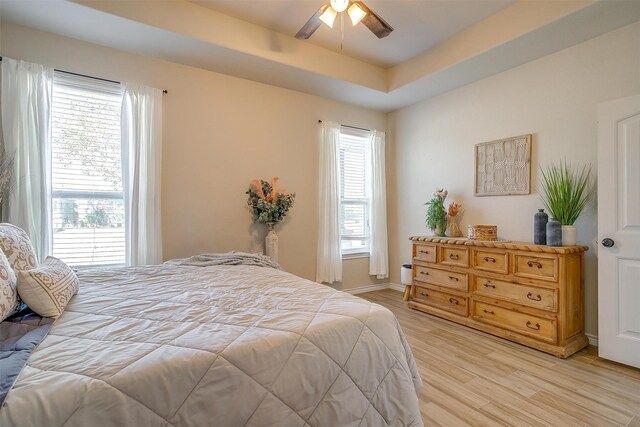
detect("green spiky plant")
[540,161,593,225]
[425,189,447,236]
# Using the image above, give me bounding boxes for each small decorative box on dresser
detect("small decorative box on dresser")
[409,236,589,358]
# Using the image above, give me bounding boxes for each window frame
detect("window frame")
[338,126,372,258]
[50,72,126,268]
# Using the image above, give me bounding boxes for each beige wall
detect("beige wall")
[0,22,387,291]
[3,18,640,333]
[388,22,640,336]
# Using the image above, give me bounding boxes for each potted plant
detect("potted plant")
[540,161,593,246]
[425,189,447,237]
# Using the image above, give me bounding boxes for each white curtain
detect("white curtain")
[1,58,53,262]
[316,121,342,284]
[369,130,388,279]
[121,84,163,266]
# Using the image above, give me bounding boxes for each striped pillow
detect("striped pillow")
[0,250,19,322]
[17,257,79,318]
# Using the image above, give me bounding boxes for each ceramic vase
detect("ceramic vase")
[546,218,562,247]
[265,223,279,262]
[561,225,577,246]
[446,216,463,238]
[534,209,548,245]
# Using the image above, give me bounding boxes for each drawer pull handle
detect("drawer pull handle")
[483,309,495,315]
[448,276,459,281]
[448,298,459,305]
[526,321,541,331]
[483,282,496,289]
[483,256,496,263]
[527,292,542,302]
[449,254,460,260]
[419,250,430,254]
[419,271,429,276]
[420,292,429,297]
[527,261,543,269]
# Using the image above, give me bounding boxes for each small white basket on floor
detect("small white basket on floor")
[401,263,412,301]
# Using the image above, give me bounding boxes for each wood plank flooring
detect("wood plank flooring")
[360,289,640,427]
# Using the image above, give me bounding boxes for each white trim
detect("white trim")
[344,284,388,295]
[343,283,404,295]
[388,283,405,293]
[586,333,599,347]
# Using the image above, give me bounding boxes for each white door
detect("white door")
[597,94,640,368]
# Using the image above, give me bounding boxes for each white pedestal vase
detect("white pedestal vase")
[265,223,279,263]
[561,225,577,246]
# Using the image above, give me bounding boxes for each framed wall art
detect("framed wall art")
[474,134,532,196]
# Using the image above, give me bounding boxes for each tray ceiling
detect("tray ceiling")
[191,0,514,67]
[1,0,639,111]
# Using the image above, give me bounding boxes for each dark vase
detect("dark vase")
[534,209,548,245]
[546,217,562,247]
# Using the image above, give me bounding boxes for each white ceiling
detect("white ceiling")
[191,0,515,67]
[2,1,639,111]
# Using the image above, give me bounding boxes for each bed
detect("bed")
[0,256,423,426]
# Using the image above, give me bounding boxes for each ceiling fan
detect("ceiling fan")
[295,0,393,40]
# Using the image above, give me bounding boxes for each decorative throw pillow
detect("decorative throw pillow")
[0,250,19,322]
[17,257,79,318]
[0,223,38,272]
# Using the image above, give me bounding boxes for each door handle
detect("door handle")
[602,238,615,248]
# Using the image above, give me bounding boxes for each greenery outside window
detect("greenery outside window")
[339,127,371,256]
[51,73,125,266]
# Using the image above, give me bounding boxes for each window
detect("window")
[51,73,125,267]
[339,127,371,255]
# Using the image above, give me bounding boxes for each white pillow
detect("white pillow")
[17,257,79,318]
[0,250,19,322]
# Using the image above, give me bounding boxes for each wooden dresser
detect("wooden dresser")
[409,236,589,357]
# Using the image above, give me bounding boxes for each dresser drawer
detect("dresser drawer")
[514,254,559,282]
[473,301,557,343]
[473,249,509,274]
[414,266,468,292]
[413,285,468,316]
[413,244,436,263]
[475,277,558,312]
[439,246,469,268]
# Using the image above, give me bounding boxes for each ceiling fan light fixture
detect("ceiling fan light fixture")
[347,3,367,25]
[319,6,337,28]
[330,0,349,13]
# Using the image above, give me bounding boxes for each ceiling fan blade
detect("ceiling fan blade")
[295,5,327,39]
[353,1,394,39]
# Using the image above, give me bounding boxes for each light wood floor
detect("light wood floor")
[360,289,640,427]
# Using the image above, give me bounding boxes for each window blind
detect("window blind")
[51,72,126,266]
[339,127,371,254]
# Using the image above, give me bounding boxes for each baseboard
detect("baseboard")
[585,333,598,347]
[344,283,405,295]
[388,283,405,293]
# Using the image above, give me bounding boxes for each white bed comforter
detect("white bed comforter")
[0,263,422,426]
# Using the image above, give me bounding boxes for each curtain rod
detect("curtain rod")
[0,56,168,94]
[318,120,370,132]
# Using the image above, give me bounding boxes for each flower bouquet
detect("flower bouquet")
[446,202,463,237]
[246,177,295,225]
[246,177,295,264]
